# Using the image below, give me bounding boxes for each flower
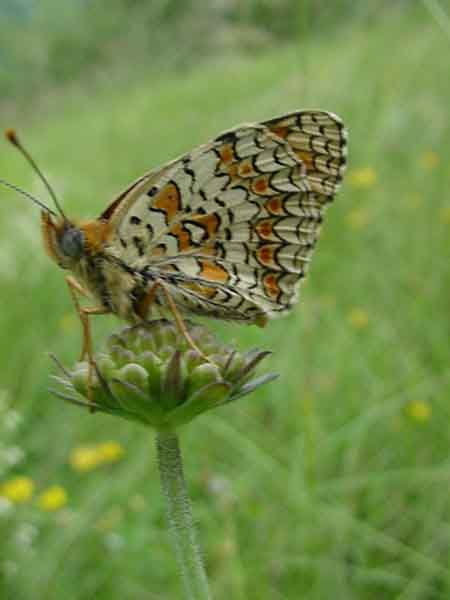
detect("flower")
[0,476,34,504]
[348,308,369,330]
[69,441,125,472]
[349,167,377,189]
[69,446,100,472]
[96,441,125,463]
[51,320,277,429]
[405,400,431,423]
[37,485,68,511]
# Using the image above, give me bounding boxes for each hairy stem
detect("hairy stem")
[156,430,211,600]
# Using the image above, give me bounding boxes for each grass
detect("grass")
[1,5,450,599]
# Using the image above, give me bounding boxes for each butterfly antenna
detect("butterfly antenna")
[5,128,67,220]
[0,178,57,216]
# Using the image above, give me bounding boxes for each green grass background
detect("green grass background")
[1,3,450,599]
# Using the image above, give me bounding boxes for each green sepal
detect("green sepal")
[169,382,231,427]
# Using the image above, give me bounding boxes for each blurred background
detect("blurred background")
[1,1,449,598]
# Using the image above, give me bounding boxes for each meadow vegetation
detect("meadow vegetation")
[0,3,449,598]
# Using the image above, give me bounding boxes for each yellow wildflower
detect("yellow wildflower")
[348,308,369,330]
[69,441,125,473]
[37,485,68,511]
[1,476,34,504]
[96,441,125,464]
[406,400,431,422]
[346,207,370,229]
[69,446,100,473]
[419,151,439,170]
[349,167,377,189]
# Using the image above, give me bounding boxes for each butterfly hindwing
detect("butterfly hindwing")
[104,111,347,323]
[264,110,347,196]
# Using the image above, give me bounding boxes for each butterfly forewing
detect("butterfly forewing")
[105,110,347,323]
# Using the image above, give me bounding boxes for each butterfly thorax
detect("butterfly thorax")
[41,211,152,322]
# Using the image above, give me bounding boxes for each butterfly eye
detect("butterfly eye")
[60,227,84,259]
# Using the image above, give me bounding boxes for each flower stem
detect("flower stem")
[156,429,211,600]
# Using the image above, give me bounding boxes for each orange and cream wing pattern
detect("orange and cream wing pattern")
[106,110,347,323]
[263,110,347,196]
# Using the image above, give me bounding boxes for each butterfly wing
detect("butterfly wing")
[104,110,347,323]
[263,110,347,196]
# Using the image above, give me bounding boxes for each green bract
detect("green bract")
[51,320,277,429]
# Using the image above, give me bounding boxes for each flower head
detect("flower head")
[37,485,68,511]
[348,307,369,330]
[1,476,34,504]
[69,441,125,472]
[51,320,277,430]
[405,400,431,423]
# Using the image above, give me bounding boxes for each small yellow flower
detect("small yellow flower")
[69,446,100,472]
[1,476,34,504]
[37,485,68,511]
[440,206,450,224]
[349,167,377,189]
[406,400,431,422]
[346,207,370,229]
[96,442,125,464]
[348,308,369,330]
[419,151,439,170]
[69,442,124,472]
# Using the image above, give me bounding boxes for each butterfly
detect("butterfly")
[2,110,347,402]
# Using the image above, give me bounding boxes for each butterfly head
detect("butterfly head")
[41,212,86,269]
[2,128,98,270]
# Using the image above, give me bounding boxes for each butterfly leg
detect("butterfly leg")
[138,279,213,364]
[65,276,90,358]
[159,283,212,363]
[65,276,110,411]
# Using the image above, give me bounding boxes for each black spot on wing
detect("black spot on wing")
[146,223,154,241]
[132,236,145,257]
[214,131,236,144]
